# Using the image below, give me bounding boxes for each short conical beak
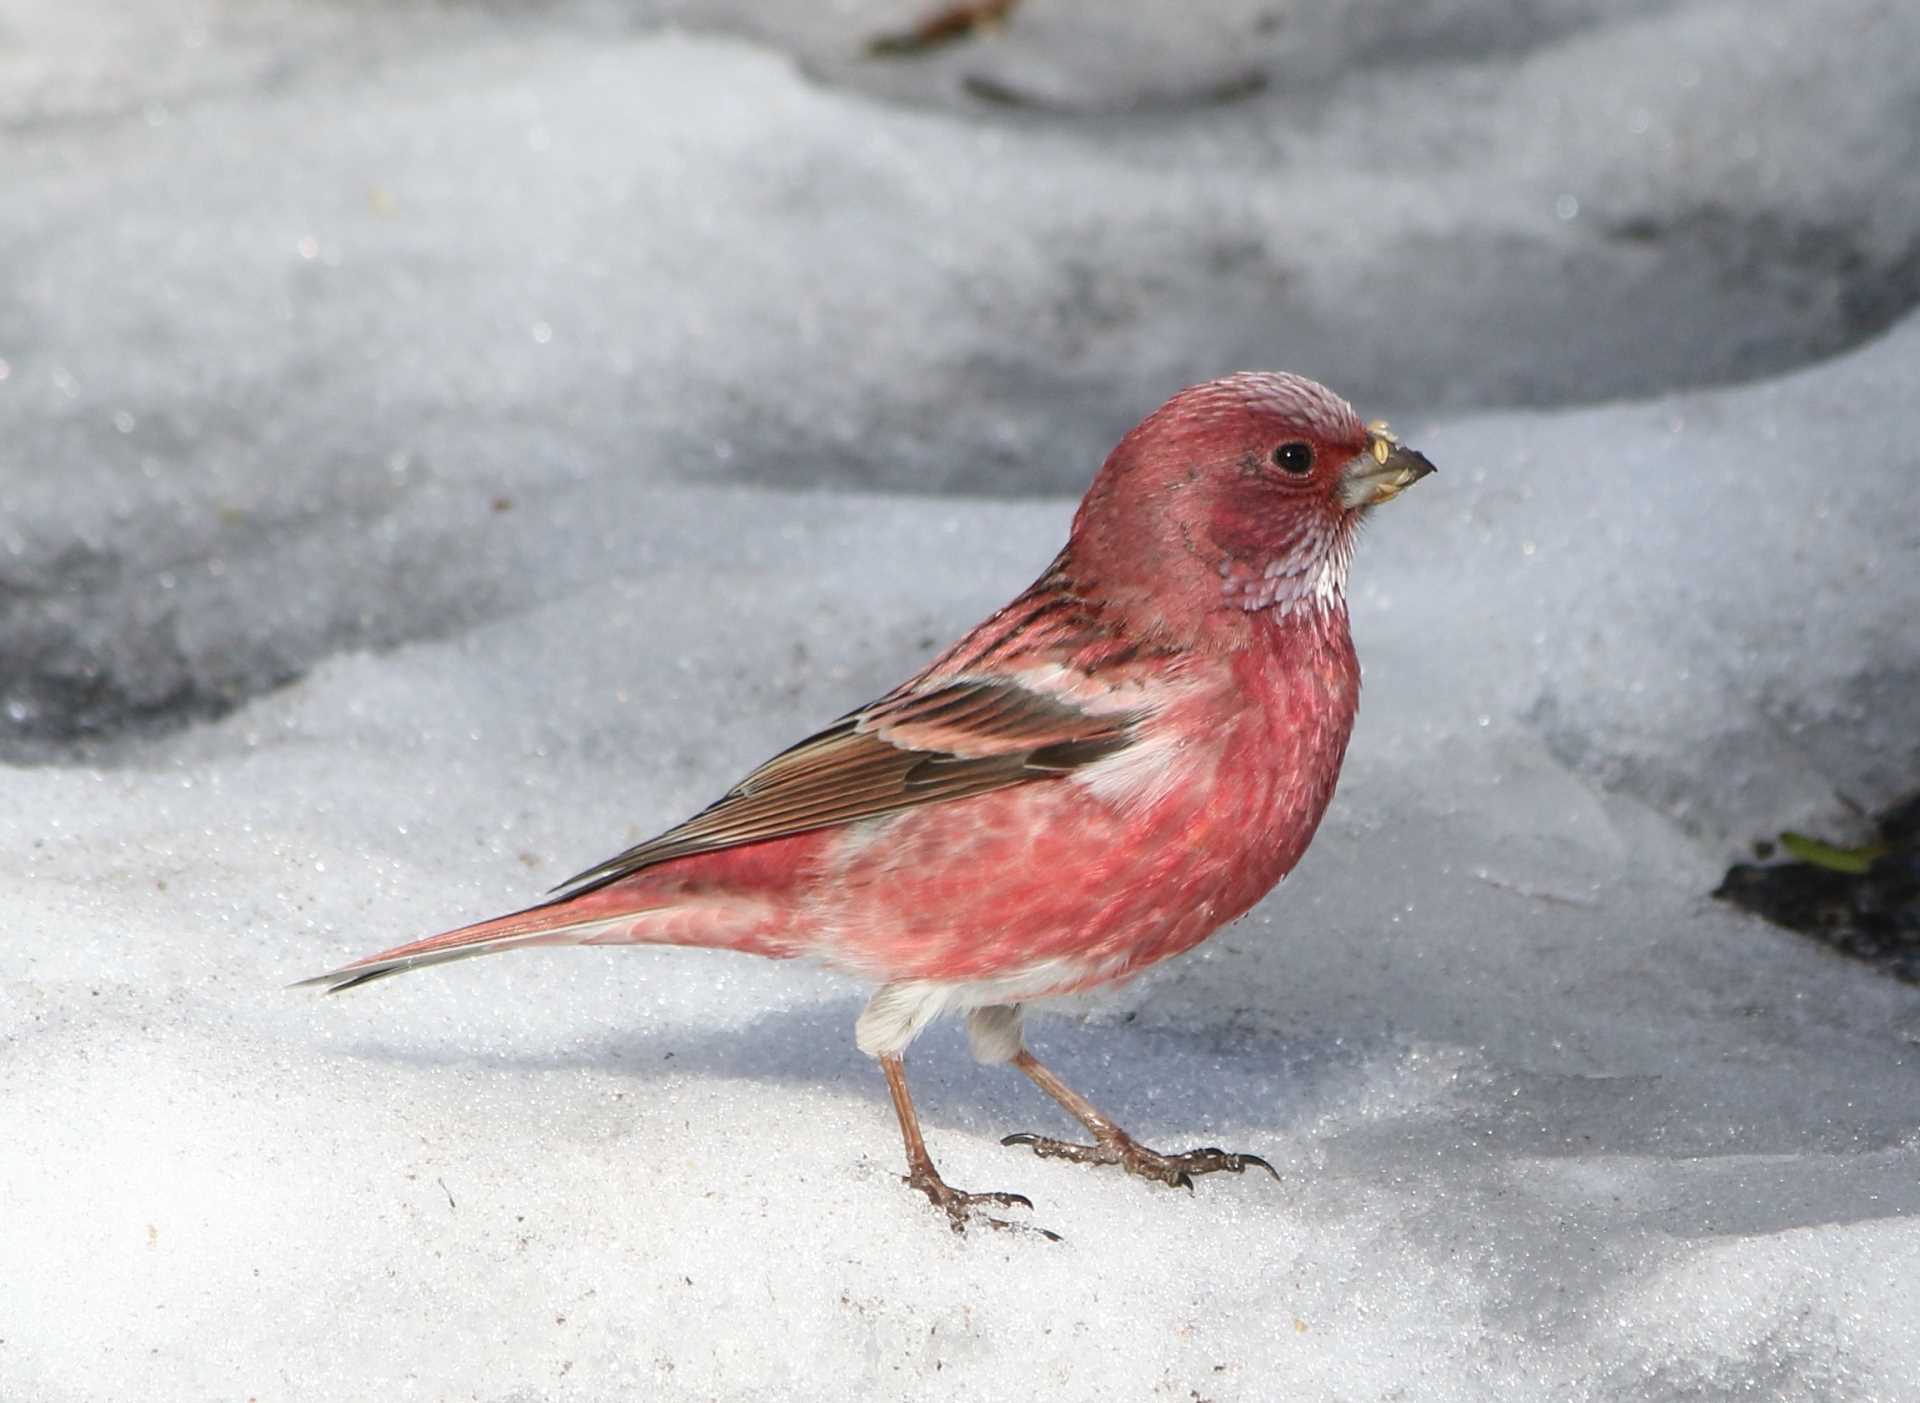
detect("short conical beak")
[1340,431,1436,509]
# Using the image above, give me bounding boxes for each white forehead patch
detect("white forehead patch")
[1190,371,1364,440]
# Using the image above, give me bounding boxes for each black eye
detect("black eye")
[1272,441,1314,475]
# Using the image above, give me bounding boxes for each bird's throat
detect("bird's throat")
[1217,524,1355,618]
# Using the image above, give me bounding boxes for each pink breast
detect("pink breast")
[816,611,1360,993]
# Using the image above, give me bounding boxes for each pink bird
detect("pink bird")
[300,372,1434,1234]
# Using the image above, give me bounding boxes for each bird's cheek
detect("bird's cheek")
[1205,486,1298,559]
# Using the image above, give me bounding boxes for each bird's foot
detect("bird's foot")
[904,1163,1060,1241]
[1001,1129,1280,1191]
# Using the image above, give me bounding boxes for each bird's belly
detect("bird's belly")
[815,726,1335,993]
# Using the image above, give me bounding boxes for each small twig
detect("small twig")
[867,0,1021,57]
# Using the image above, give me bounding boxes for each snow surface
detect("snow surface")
[4,2,1920,1400]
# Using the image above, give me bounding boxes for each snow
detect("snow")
[4,1,1920,1399]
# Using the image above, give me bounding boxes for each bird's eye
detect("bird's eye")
[1272,441,1315,475]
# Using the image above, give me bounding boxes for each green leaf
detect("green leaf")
[1778,831,1887,875]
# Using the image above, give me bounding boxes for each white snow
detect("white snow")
[4,2,1919,1400]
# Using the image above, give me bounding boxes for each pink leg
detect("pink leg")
[1003,1049,1281,1191]
[878,1053,1057,1239]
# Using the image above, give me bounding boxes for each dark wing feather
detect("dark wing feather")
[549,677,1141,898]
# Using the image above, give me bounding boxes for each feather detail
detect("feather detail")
[289,899,653,993]
[550,682,1143,899]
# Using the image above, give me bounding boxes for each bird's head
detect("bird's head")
[1066,372,1434,647]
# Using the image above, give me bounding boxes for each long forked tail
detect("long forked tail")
[291,892,647,995]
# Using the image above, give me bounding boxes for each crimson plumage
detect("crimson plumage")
[301,371,1434,1232]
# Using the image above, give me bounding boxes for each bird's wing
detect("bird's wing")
[550,672,1145,898]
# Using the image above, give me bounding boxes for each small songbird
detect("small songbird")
[299,373,1434,1234]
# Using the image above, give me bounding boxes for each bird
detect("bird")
[298,371,1434,1235]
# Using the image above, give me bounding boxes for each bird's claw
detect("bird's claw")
[903,1165,1059,1241]
[1001,1131,1280,1191]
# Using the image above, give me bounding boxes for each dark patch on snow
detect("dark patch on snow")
[1717,794,1920,984]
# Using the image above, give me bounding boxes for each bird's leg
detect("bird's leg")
[1001,1048,1280,1191]
[878,1053,1055,1238]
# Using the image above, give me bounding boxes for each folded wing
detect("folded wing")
[552,675,1143,898]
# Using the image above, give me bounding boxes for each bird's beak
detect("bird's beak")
[1340,423,1436,509]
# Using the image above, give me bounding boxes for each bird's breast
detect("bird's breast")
[814,613,1361,990]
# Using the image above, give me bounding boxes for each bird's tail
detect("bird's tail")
[291,889,660,995]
